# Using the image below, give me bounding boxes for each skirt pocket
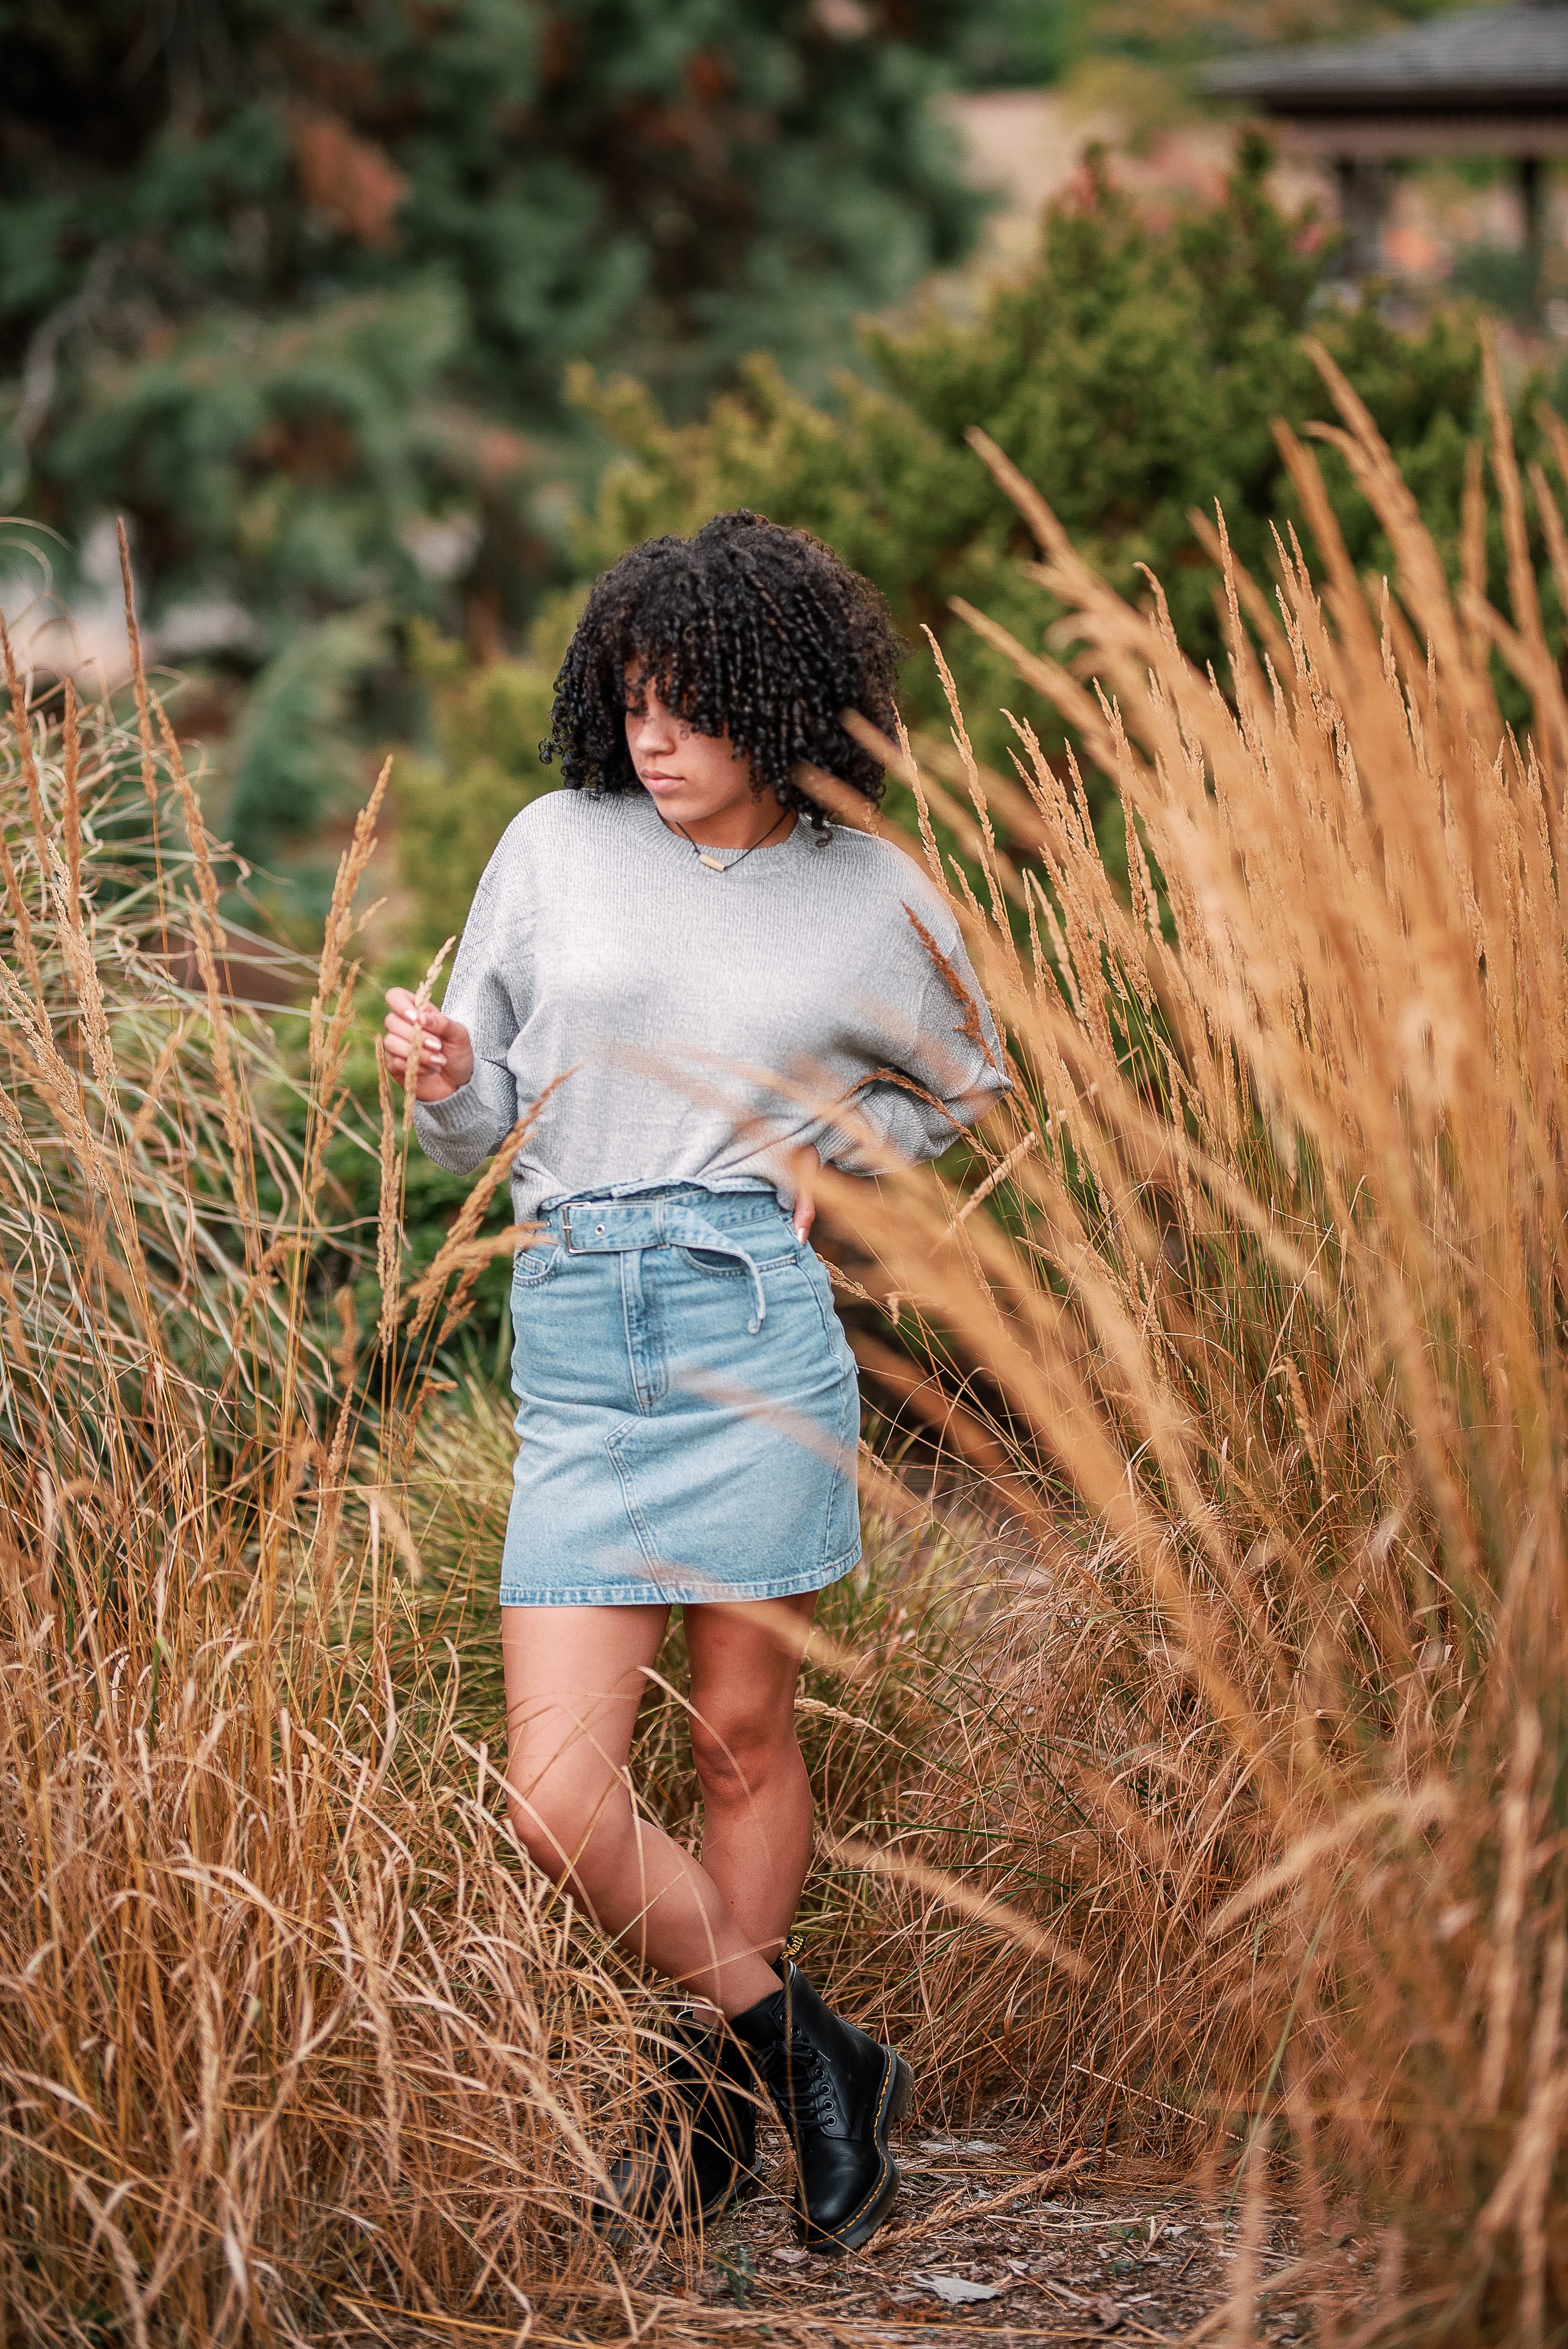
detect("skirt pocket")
[511,1242,564,1290]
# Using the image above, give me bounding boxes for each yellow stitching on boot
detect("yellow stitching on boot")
[821,2047,901,2241]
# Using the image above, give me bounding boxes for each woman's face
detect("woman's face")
[623,673,757,828]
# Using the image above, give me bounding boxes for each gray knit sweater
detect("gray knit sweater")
[413,787,1010,1218]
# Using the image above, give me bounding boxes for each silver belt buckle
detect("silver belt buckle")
[563,1205,611,1252]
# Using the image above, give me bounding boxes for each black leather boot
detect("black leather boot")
[731,1960,913,2253]
[598,2011,758,2238]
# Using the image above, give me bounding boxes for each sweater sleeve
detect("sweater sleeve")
[825,901,1011,1173]
[411,826,527,1177]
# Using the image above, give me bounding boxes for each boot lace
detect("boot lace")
[763,2030,837,2133]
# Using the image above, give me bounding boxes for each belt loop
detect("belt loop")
[743,1250,766,1334]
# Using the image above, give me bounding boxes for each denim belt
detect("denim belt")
[556,1196,776,1332]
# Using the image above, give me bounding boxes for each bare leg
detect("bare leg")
[500,1603,779,2017]
[685,1591,817,1965]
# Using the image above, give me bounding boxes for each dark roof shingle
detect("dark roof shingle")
[1202,4,1568,112]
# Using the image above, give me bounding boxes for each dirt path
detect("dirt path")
[641,2136,1309,2345]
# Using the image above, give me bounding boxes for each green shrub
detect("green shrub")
[390,143,1561,966]
[571,138,1492,803]
[392,625,559,962]
[394,138,1515,941]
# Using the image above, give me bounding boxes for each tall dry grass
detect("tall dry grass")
[812,333,1568,2336]
[0,611,724,2345]
[0,585,1039,2347]
[4,329,1567,2348]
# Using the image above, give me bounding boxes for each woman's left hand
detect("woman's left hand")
[790,1145,819,1245]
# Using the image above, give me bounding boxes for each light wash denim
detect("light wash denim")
[500,1184,862,1607]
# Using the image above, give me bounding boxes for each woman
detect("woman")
[384,511,1008,2252]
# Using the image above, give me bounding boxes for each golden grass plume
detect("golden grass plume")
[814,335,1568,2338]
[6,327,1568,2345]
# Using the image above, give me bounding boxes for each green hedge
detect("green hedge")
[392,136,1553,955]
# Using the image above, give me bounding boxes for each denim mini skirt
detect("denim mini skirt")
[500,1185,862,1607]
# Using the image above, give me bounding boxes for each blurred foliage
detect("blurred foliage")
[570,143,1494,786]
[2,0,1517,915]
[1,0,1015,879]
[950,0,1084,87]
[394,137,1509,959]
[391,625,559,964]
[228,602,391,867]
[1450,243,1546,325]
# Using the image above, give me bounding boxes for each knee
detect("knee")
[504,1776,627,1889]
[504,1783,580,1878]
[689,1708,798,1809]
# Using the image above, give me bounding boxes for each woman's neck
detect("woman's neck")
[653,796,795,851]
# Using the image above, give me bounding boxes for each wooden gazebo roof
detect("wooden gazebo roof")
[1203,3,1568,155]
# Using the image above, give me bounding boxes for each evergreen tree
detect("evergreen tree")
[0,0,997,881]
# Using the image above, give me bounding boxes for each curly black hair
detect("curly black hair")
[539,510,902,836]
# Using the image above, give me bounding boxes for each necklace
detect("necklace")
[668,806,790,873]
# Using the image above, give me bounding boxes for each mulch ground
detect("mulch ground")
[326,2130,1352,2345]
[634,2131,1319,2346]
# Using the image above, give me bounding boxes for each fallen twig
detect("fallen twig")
[869,2154,1089,2253]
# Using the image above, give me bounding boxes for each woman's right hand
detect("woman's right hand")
[383,987,475,1102]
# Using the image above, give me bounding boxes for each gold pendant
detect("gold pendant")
[698,853,727,871]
